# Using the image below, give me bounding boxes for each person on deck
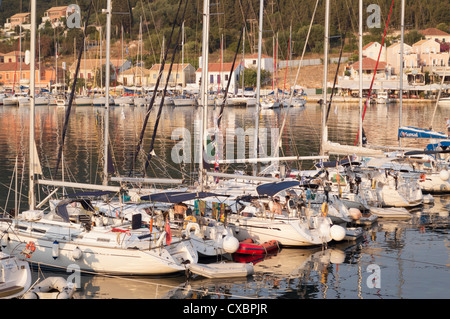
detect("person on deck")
[173,202,188,220]
[271,197,283,215]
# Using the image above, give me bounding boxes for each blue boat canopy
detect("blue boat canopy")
[55,198,95,223]
[256,181,300,197]
[140,191,228,203]
[315,158,360,168]
[398,126,448,139]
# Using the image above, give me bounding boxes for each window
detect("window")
[225,74,229,81]
[210,74,214,84]
[252,60,256,65]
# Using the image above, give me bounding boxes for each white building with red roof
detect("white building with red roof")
[362,41,387,62]
[195,62,244,93]
[419,28,450,43]
[243,53,274,72]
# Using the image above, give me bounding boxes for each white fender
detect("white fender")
[52,240,59,260]
[222,235,239,253]
[0,233,8,248]
[439,170,449,181]
[72,247,82,260]
[330,225,346,241]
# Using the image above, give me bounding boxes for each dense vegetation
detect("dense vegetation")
[0,0,448,69]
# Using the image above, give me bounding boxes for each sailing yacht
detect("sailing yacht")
[0,0,198,276]
[0,203,197,275]
[226,181,346,247]
[3,94,20,106]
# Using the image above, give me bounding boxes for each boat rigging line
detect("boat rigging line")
[54,0,95,178]
[144,0,190,173]
[128,0,185,177]
[353,0,395,146]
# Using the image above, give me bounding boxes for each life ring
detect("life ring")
[26,241,36,252]
[184,222,201,238]
[183,216,197,229]
[321,202,328,217]
[419,173,426,181]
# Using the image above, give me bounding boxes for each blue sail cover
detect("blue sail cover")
[140,191,228,203]
[256,181,300,197]
[425,141,450,151]
[398,126,448,139]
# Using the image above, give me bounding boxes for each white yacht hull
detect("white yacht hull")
[3,97,19,106]
[0,218,198,276]
[75,96,93,106]
[228,214,341,247]
[419,173,450,194]
[0,252,32,299]
[173,98,197,107]
[114,96,134,105]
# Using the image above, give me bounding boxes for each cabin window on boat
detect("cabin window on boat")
[15,225,28,231]
[97,238,110,243]
[31,228,46,234]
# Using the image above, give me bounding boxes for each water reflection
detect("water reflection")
[1,102,449,299]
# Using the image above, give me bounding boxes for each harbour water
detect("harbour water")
[0,101,448,300]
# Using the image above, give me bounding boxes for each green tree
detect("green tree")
[404,30,424,46]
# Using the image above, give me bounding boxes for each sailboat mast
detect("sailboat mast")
[29,0,36,210]
[199,0,210,191]
[320,0,330,155]
[253,0,263,175]
[121,24,123,95]
[399,0,405,147]
[242,26,245,95]
[358,0,363,147]
[103,0,112,186]
[140,16,143,85]
[182,20,185,89]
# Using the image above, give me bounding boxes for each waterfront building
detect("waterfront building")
[419,28,450,43]
[3,13,31,31]
[39,6,69,29]
[362,42,387,62]
[148,63,196,88]
[195,62,244,94]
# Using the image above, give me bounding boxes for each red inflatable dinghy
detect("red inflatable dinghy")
[235,239,280,255]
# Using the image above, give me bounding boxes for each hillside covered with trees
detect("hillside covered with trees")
[0,0,448,69]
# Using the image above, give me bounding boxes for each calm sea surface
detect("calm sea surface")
[0,101,448,300]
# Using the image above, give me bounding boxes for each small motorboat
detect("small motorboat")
[352,212,378,226]
[0,252,32,299]
[22,276,75,299]
[187,262,254,279]
[233,251,278,265]
[369,206,411,218]
[343,227,364,241]
[235,238,280,255]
